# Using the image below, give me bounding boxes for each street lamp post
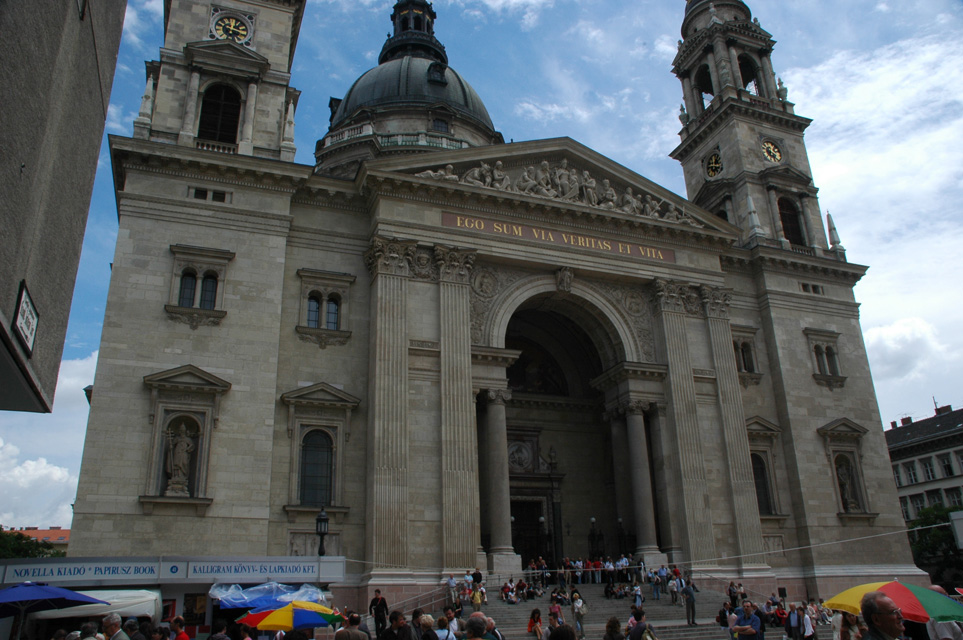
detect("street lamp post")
[315,506,329,557]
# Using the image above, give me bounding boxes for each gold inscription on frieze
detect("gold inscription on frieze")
[442,212,676,264]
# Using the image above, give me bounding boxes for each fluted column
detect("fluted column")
[178,69,201,146]
[799,194,828,249]
[437,245,481,568]
[652,279,717,565]
[486,389,513,554]
[238,81,258,155]
[767,186,788,244]
[713,36,733,88]
[760,52,778,99]
[728,44,744,90]
[700,286,766,568]
[607,412,631,529]
[363,237,417,569]
[682,75,701,117]
[623,401,659,553]
[705,50,721,96]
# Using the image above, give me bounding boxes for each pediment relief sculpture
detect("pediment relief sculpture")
[413,158,706,229]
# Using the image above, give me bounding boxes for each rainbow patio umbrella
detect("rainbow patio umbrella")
[823,581,963,623]
[238,601,343,631]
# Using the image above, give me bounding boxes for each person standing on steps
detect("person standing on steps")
[682,580,697,626]
[369,590,389,639]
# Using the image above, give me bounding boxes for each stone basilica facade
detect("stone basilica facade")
[70,0,922,603]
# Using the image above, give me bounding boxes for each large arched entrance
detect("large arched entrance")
[478,289,644,569]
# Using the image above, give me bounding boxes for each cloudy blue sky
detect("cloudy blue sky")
[1,0,961,529]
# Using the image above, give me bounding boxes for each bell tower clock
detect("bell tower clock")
[669,0,835,256]
[132,0,305,161]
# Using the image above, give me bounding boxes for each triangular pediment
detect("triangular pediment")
[143,364,231,394]
[747,416,781,434]
[759,164,816,189]
[184,40,270,77]
[280,382,361,409]
[362,137,739,238]
[817,417,869,439]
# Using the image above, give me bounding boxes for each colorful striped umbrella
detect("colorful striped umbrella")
[824,581,963,622]
[237,601,344,631]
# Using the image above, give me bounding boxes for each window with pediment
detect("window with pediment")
[817,418,875,520]
[166,245,235,329]
[280,382,360,522]
[746,417,784,519]
[139,365,231,515]
[295,269,355,349]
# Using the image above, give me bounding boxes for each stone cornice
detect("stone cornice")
[721,245,867,285]
[671,99,812,162]
[470,346,523,368]
[589,362,668,391]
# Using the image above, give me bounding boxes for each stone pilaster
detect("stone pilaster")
[728,44,744,89]
[700,286,767,569]
[437,245,481,568]
[652,279,717,564]
[622,400,659,555]
[363,237,417,569]
[178,69,200,146]
[238,81,258,155]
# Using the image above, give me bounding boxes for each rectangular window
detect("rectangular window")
[940,455,954,477]
[910,494,925,517]
[927,490,943,507]
[193,188,208,200]
[899,497,911,520]
[893,466,902,487]
[211,190,227,203]
[922,459,936,481]
[904,463,918,484]
[946,488,963,507]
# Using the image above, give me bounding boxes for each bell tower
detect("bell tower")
[132,0,305,161]
[670,0,839,257]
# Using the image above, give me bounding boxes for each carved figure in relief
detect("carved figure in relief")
[642,195,662,218]
[461,162,492,187]
[416,164,459,182]
[598,179,617,209]
[554,159,579,201]
[663,203,681,222]
[515,166,538,194]
[561,168,581,201]
[534,161,557,198]
[620,187,642,215]
[165,422,195,496]
[581,171,598,206]
[678,210,705,228]
[491,161,513,191]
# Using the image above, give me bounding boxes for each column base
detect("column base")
[177,132,194,146]
[487,550,522,578]
[635,548,668,569]
[238,141,254,156]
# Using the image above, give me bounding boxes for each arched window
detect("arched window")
[778,198,807,246]
[826,346,840,376]
[751,453,774,516]
[716,209,729,222]
[695,64,715,108]
[814,345,828,375]
[741,342,755,373]
[300,430,333,507]
[197,84,242,144]
[738,55,762,96]
[307,295,322,329]
[178,271,197,307]
[325,296,341,330]
[199,273,218,310]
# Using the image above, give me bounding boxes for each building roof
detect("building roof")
[4,526,71,544]
[885,406,963,450]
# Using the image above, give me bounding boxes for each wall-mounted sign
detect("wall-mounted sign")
[13,281,38,357]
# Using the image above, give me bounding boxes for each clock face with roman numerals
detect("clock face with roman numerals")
[706,153,723,177]
[213,15,251,43]
[762,141,783,163]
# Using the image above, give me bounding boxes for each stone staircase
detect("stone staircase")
[468,582,730,640]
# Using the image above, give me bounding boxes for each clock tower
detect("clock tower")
[670,0,839,258]
[133,0,304,159]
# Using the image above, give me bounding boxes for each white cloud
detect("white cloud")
[865,318,947,382]
[105,103,134,135]
[0,438,77,528]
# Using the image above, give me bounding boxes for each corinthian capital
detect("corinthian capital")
[435,245,476,284]
[652,278,691,314]
[364,237,417,277]
[620,399,650,416]
[699,285,732,319]
[486,389,512,405]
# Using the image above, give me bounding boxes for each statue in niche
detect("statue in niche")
[515,166,538,194]
[642,194,662,218]
[491,161,513,191]
[556,267,574,292]
[165,422,196,497]
[835,456,862,513]
[534,161,557,198]
[598,179,617,209]
[416,164,459,182]
[581,171,598,206]
[461,162,492,187]
[620,187,642,215]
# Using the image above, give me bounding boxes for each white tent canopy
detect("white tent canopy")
[29,590,162,621]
